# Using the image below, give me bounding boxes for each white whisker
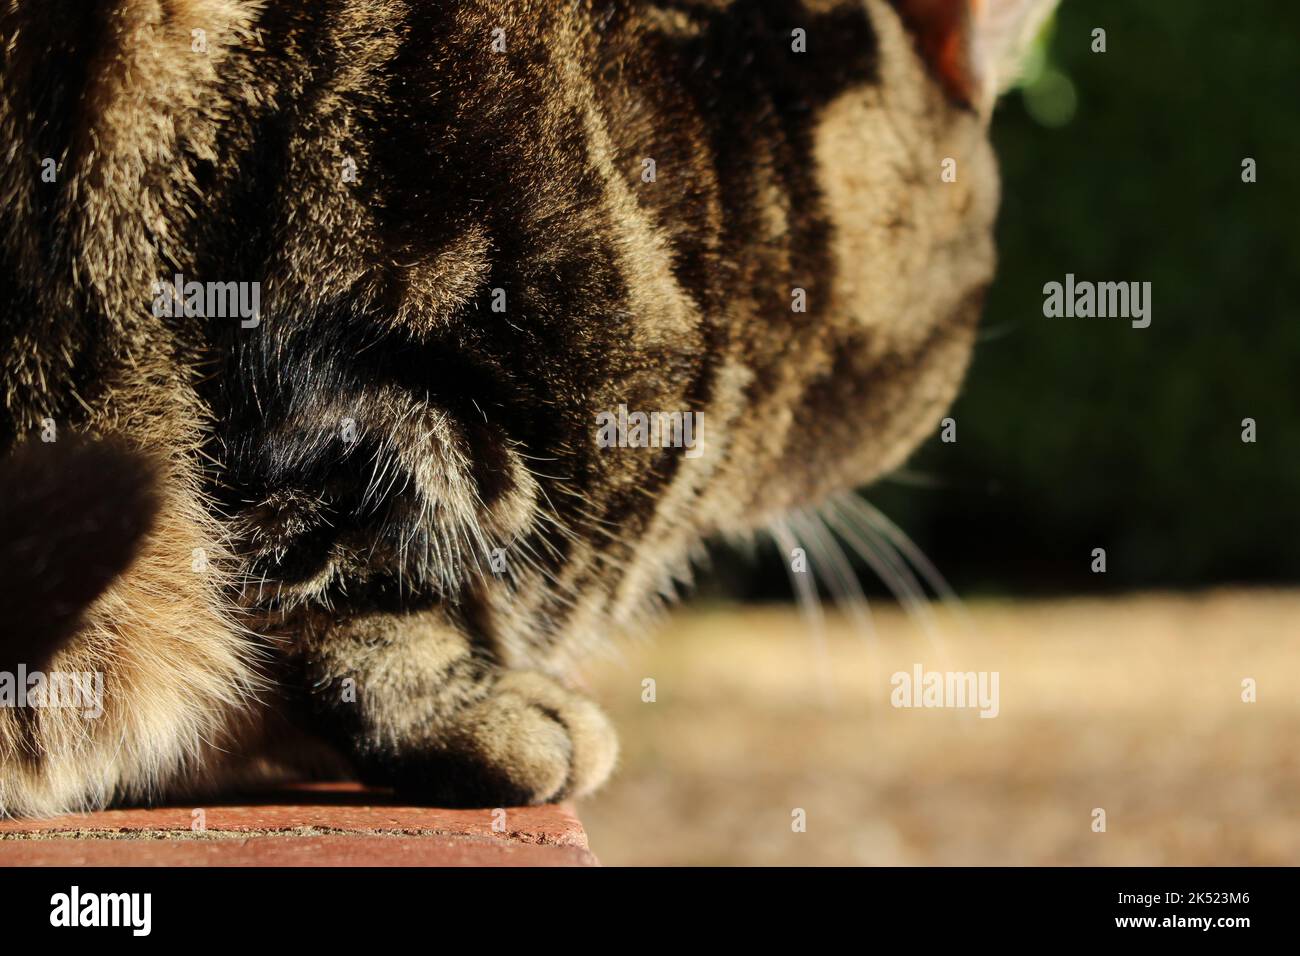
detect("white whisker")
[791,507,878,649]
[842,494,971,631]
[824,495,950,663]
[770,516,835,704]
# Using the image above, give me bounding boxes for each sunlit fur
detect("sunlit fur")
[0,0,1051,815]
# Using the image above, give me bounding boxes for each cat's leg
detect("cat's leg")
[298,608,617,807]
[0,439,261,818]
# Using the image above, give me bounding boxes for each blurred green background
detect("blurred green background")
[712,0,1300,599]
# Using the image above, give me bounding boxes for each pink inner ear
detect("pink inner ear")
[888,0,976,106]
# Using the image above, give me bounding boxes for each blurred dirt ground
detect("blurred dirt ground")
[578,590,1300,866]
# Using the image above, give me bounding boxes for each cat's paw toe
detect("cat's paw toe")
[481,671,618,801]
[388,670,617,807]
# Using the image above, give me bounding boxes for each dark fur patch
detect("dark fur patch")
[0,438,159,668]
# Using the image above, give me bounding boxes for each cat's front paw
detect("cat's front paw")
[388,671,618,808]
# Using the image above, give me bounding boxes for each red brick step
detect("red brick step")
[0,782,597,867]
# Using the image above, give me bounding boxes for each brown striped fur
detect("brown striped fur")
[0,0,1053,814]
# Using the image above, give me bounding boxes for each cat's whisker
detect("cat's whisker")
[841,494,972,634]
[769,516,835,705]
[790,508,878,650]
[880,468,948,490]
[823,495,950,663]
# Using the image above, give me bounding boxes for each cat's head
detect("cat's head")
[199,0,1056,651]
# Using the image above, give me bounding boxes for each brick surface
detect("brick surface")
[0,783,597,867]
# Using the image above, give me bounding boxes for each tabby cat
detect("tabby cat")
[0,0,1055,816]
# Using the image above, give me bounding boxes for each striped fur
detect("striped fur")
[0,0,1045,814]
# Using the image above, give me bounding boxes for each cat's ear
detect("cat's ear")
[890,0,1059,112]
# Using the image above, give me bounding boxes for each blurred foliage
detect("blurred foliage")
[712,0,1300,600]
